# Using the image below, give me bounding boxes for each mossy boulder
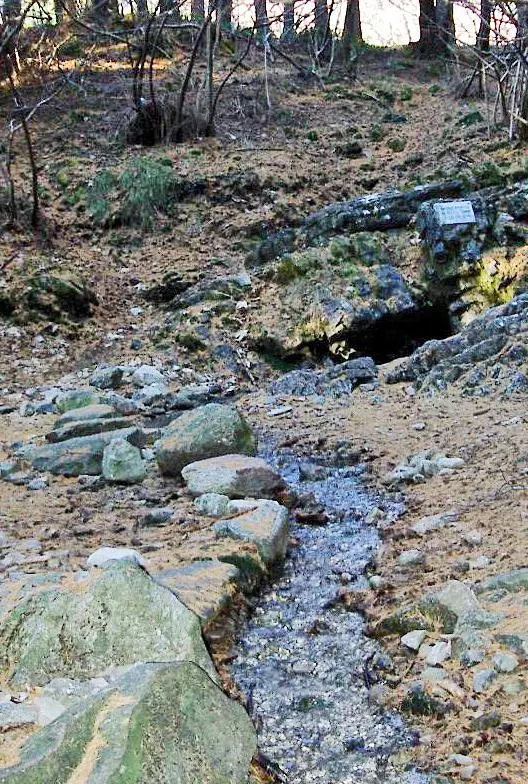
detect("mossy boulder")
[0,561,214,687]
[0,661,256,783]
[155,404,257,477]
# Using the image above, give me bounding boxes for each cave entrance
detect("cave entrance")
[334,303,453,365]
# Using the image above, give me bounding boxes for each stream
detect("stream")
[231,445,431,784]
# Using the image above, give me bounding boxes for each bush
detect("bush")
[87,157,178,230]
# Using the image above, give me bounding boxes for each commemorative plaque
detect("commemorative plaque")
[433,200,476,226]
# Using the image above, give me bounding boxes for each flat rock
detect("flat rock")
[54,403,117,426]
[28,427,145,477]
[0,560,214,687]
[213,499,289,564]
[54,389,100,413]
[0,661,256,784]
[0,702,38,731]
[157,560,240,625]
[475,568,528,594]
[401,630,428,651]
[156,403,257,476]
[46,416,130,443]
[182,454,286,499]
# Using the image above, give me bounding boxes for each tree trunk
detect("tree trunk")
[282,0,295,40]
[191,0,205,21]
[255,0,269,40]
[476,0,491,51]
[417,0,453,54]
[314,0,328,37]
[342,0,362,68]
[518,2,528,45]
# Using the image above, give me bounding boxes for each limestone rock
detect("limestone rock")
[0,661,256,784]
[102,438,146,483]
[182,454,286,499]
[214,500,289,565]
[0,560,214,687]
[156,404,257,476]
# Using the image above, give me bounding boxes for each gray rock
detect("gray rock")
[426,640,451,666]
[54,403,117,426]
[269,357,377,398]
[54,389,100,414]
[132,383,168,407]
[0,702,38,731]
[182,454,286,499]
[155,403,257,476]
[157,560,240,625]
[401,630,428,651]
[0,462,17,479]
[475,568,528,594]
[28,427,145,477]
[87,547,146,568]
[130,364,166,387]
[138,508,174,527]
[100,392,140,415]
[0,661,256,784]
[90,365,125,390]
[411,512,458,536]
[194,492,230,517]
[214,500,289,565]
[0,560,214,686]
[46,416,131,443]
[492,652,519,673]
[102,438,146,484]
[27,476,48,491]
[473,668,497,693]
[398,549,426,567]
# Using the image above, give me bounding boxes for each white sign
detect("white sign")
[433,200,476,226]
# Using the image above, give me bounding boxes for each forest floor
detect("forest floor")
[1,41,528,783]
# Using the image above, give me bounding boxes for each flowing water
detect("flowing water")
[232,446,430,784]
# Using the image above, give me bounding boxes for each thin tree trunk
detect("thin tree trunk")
[476,0,491,51]
[191,0,205,21]
[314,0,329,37]
[418,0,437,53]
[282,0,295,40]
[342,0,362,67]
[254,0,269,41]
[518,3,528,46]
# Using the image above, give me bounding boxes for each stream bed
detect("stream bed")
[231,446,430,784]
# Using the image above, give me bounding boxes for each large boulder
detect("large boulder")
[0,560,214,687]
[0,661,256,784]
[27,427,145,476]
[155,404,257,476]
[181,454,286,499]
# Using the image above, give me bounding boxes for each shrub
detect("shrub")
[87,157,178,230]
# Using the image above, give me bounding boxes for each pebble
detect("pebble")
[268,406,293,417]
[462,529,483,546]
[426,640,451,667]
[398,548,426,567]
[492,652,519,673]
[138,508,174,527]
[473,668,497,693]
[27,476,48,491]
[401,630,428,651]
[411,422,426,431]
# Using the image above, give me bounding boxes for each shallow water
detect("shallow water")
[231,447,430,784]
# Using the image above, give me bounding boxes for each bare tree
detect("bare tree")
[476,0,492,52]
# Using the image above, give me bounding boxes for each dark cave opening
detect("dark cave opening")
[348,303,454,364]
